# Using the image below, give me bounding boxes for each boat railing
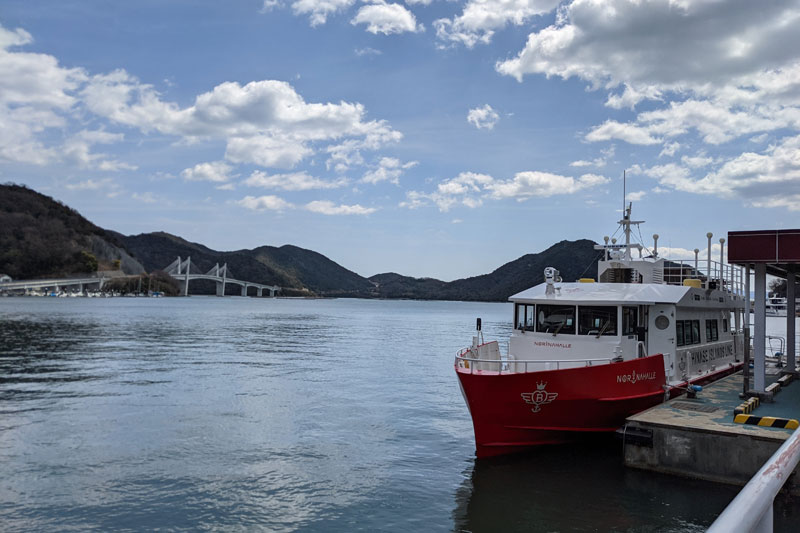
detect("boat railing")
[747,335,787,360]
[455,350,614,374]
[708,427,800,533]
[662,257,745,296]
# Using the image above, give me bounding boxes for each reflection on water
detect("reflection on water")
[0,299,797,532]
[453,439,739,532]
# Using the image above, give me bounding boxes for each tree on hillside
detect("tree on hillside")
[769,278,800,298]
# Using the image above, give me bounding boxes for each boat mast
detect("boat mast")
[618,170,643,261]
[622,170,631,260]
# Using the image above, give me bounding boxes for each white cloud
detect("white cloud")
[0,25,32,48]
[434,0,560,48]
[467,104,500,130]
[181,161,234,183]
[361,157,417,184]
[586,120,661,145]
[605,84,663,110]
[65,178,115,191]
[496,0,800,89]
[292,0,356,26]
[570,146,614,168]
[261,0,282,12]
[305,200,377,215]
[225,135,312,169]
[0,23,86,165]
[132,192,158,203]
[638,135,800,210]
[626,190,646,202]
[238,195,294,211]
[82,75,401,171]
[681,154,714,169]
[355,47,382,57]
[659,142,680,158]
[0,22,402,182]
[245,170,348,190]
[351,2,423,35]
[326,122,402,172]
[62,130,136,171]
[496,0,800,158]
[401,170,609,211]
[487,171,609,200]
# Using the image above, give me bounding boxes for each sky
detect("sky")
[1,0,799,281]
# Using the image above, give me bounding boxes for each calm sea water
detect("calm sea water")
[0,297,796,532]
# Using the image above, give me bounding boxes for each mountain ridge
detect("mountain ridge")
[1,183,600,301]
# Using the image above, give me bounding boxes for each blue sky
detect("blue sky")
[1,1,799,280]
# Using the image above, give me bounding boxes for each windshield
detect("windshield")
[536,305,576,335]
[578,306,618,336]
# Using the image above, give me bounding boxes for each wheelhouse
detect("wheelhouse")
[506,281,744,380]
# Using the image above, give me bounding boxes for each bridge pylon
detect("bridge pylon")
[161,257,279,298]
[214,263,228,296]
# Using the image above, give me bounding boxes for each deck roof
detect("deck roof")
[510,282,691,305]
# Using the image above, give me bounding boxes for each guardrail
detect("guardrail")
[455,352,614,374]
[708,427,800,533]
[662,257,745,296]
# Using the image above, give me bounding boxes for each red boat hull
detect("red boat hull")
[456,353,740,458]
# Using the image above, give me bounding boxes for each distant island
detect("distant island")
[0,183,600,301]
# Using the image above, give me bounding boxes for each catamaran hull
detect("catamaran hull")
[456,353,740,458]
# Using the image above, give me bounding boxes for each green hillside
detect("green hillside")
[0,184,144,279]
[1,183,601,301]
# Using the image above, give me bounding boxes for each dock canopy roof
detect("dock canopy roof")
[510,282,692,305]
[728,229,800,277]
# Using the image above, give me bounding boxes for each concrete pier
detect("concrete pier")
[621,372,800,494]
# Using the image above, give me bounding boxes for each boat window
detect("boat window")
[515,304,535,331]
[536,305,576,335]
[690,320,701,344]
[622,306,637,336]
[676,320,701,345]
[706,319,719,342]
[578,306,617,336]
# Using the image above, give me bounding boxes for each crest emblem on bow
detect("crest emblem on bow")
[521,382,558,412]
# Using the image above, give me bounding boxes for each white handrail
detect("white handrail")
[454,353,614,374]
[708,428,800,533]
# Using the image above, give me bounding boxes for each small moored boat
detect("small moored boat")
[455,205,746,458]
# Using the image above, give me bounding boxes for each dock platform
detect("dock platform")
[621,371,800,494]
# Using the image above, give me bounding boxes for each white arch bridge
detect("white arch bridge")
[165,257,280,297]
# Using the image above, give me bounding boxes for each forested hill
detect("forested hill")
[368,239,600,301]
[0,184,144,279]
[117,232,374,297]
[1,183,601,301]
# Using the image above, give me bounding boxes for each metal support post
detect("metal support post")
[754,263,767,393]
[706,233,713,288]
[787,267,797,373]
[743,265,751,395]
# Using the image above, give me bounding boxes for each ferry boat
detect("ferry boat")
[455,205,746,458]
[765,296,788,317]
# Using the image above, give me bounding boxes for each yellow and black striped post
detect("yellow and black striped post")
[733,414,799,429]
[733,397,759,415]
